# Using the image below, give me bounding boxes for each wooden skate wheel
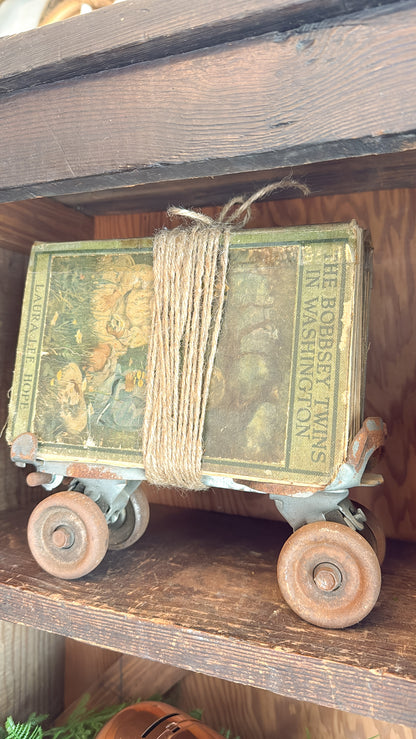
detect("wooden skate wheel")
[277,521,381,629]
[27,491,109,579]
[108,486,150,550]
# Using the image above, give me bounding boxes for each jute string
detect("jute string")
[142,179,309,489]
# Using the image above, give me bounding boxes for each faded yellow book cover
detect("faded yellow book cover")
[7,222,369,486]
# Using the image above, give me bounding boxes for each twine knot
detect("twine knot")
[167,177,309,230]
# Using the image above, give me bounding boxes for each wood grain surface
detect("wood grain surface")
[1,3,416,203]
[64,641,120,708]
[61,650,186,721]
[0,620,64,723]
[57,150,416,215]
[0,0,397,93]
[0,200,93,254]
[0,504,415,726]
[95,187,416,542]
[171,671,416,739]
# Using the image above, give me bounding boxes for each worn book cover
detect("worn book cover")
[7,222,370,486]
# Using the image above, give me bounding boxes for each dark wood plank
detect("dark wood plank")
[1,3,416,204]
[0,505,415,726]
[0,199,93,254]
[61,150,416,215]
[0,0,400,94]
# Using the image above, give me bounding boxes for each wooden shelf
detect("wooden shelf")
[0,503,415,726]
[1,1,416,729]
[0,1,416,210]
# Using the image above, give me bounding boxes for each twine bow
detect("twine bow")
[167,178,309,230]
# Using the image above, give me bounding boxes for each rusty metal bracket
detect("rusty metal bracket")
[69,478,141,524]
[11,417,385,534]
[346,417,386,474]
[335,498,366,531]
[10,432,38,466]
[232,417,386,530]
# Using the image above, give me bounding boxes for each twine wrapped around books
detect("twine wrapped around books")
[142,179,309,489]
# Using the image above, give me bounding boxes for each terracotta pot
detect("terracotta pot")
[95,701,223,739]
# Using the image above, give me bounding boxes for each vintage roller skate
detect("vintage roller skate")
[7,221,385,628]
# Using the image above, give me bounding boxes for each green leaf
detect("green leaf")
[3,715,43,739]
[189,709,204,721]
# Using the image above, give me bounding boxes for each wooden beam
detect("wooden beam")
[0,505,415,726]
[0,0,400,93]
[0,3,415,204]
[60,150,416,215]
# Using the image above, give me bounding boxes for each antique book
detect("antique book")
[7,222,371,487]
